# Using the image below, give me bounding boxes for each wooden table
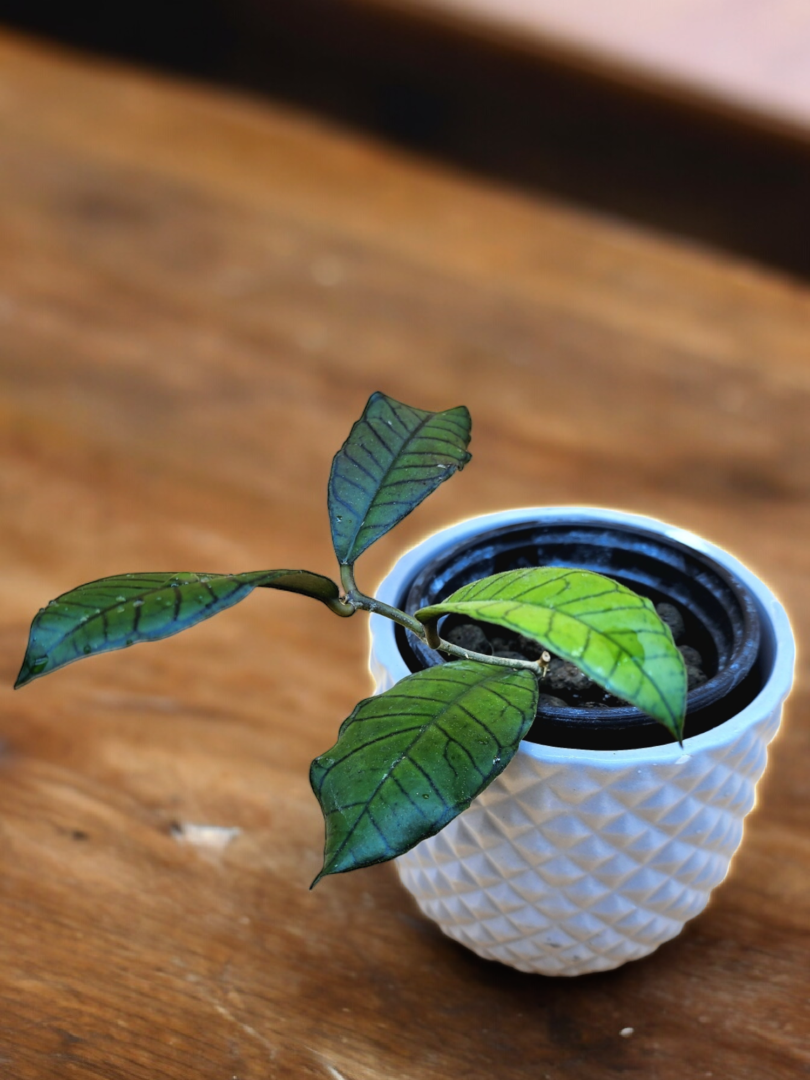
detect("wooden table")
[0,28,808,1080]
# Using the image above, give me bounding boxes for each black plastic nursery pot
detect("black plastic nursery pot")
[395,516,763,751]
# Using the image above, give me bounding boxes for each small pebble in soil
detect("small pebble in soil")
[537,692,569,709]
[679,645,703,667]
[686,665,708,690]
[546,658,593,695]
[516,634,546,661]
[494,650,529,661]
[656,602,685,642]
[677,645,707,689]
[620,1027,634,1038]
[445,623,492,654]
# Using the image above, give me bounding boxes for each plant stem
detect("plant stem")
[341,563,426,636]
[341,563,543,676]
[436,639,544,672]
[340,563,359,599]
[325,597,357,618]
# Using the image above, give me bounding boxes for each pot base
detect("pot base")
[397,700,780,976]
[371,508,794,976]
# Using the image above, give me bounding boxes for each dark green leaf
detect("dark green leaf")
[328,391,471,565]
[416,567,686,740]
[15,569,340,688]
[310,660,538,884]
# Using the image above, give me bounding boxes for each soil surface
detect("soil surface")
[443,601,707,709]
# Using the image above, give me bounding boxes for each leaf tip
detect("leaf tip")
[667,708,685,746]
[13,655,42,689]
[309,865,329,890]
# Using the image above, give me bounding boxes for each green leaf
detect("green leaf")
[15,569,340,688]
[310,660,538,884]
[416,568,687,741]
[328,391,471,565]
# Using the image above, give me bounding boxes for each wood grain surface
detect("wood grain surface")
[0,28,808,1080]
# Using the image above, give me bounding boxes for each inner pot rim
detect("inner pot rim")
[399,515,759,729]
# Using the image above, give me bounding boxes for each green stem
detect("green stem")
[342,563,426,636]
[422,616,441,650]
[436,639,543,673]
[340,563,358,598]
[325,597,357,618]
[341,563,542,675]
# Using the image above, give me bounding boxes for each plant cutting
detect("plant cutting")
[15,392,690,896]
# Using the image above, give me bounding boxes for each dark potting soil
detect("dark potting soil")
[442,600,707,710]
[397,519,763,747]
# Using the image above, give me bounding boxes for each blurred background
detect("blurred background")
[3,0,810,280]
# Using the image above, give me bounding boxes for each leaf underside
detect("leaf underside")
[416,567,686,740]
[328,391,471,566]
[310,660,538,884]
[15,569,340,688]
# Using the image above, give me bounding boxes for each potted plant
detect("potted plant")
[15,393,794,976]
[370,507,794,974]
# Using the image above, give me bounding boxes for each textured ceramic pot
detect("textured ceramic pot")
[369,508,795,976]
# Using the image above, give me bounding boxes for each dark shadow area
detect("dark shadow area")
[3,0,810,279]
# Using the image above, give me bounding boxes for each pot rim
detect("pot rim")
[370,506,795,767]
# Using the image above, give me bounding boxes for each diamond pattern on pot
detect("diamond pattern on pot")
[397,704,783,976]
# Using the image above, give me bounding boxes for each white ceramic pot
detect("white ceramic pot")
[369,508,795,976]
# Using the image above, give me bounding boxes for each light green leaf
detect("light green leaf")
[310,660,538,883]
[416,568,686,740]
[15,569,340,688]
[328,391,471,565]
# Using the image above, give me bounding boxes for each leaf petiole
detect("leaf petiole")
[437,639,545,673]
[340,563,427,637]
[341,564,544,676]
[324,596,357,618]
